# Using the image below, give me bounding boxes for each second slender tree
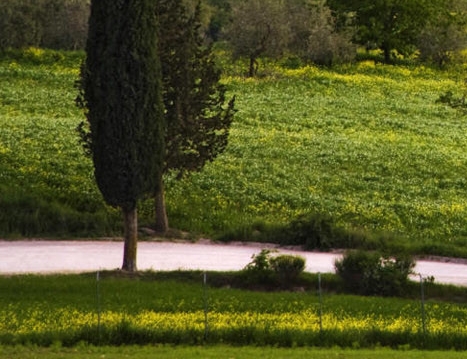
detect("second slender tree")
[155,0,235,233]
[77,0,165,271]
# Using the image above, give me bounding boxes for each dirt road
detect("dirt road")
[1,240,466,286]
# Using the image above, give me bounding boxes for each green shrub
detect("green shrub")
[335,250,415,297]
[269,254,305,282]
[244,249,275,272]
[243,250,306,287]
[241,249,276,287]
[250,213,340,250]
[267,213,372,251]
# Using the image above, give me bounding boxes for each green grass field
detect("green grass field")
[2,345,467,359]
[2,48,467,355]
[0,273,466,349]
[1,49,467,257]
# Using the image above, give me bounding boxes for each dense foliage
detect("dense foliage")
[2,0,466,69]
[0,0,89,51]
[335,250,415,296]
[158,0,235,179]
[223,0,291,77]
[241,249,306,287]
[270,254,306,282]
[327,0,467,64]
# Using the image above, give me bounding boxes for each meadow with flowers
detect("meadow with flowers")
[0,273,467,351]
[1,48,467,258]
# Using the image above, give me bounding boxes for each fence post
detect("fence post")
[203,271,209,342]
[419,274,427,336]
[96,270,101,345]
[318,272,323,332]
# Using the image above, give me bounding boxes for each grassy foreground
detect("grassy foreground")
[1,48,467,257]
[1,273,467,350]
[1,345,467,359]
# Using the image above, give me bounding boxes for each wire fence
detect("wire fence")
[2,270,464,348]
[91,270,439,344]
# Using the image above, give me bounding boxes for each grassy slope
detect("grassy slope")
[167,62,467,254]
[0,50,120,237]
[1,49,467,256]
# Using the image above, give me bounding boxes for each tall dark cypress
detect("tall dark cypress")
[77,0,165,271]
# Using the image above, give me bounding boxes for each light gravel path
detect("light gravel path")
[1,240,466,286]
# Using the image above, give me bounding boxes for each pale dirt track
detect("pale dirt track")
[1,240,467,286]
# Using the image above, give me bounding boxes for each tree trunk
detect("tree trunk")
[382,42,391,64]
[154,175,169,233]
[248,56,257,77]
[122,205,138,272]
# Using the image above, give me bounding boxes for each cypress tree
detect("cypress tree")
[77,0,164,271]
[155,0,235,232]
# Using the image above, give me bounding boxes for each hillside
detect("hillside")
[0,49,466,257]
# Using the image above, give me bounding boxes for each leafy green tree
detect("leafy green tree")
[0,0,43,50]
[0,0,89,51]
[155,0,235,232]
[417,1,467,66]
[204,0,232,41]
[327,0,435,63]
[77,0,165,271]
[288,0,355,66]
[41,0,89,50]
[223,0,291,77]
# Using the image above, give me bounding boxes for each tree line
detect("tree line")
[0,0,89,50]
[2,0,467,72]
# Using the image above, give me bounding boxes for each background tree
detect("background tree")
[0,0,43,50]
[0,0,89,51]
[77,0,165,271]
[327,0,434,63]
[204,0,232,41]
[155,0,235,233]
[223,0,291,77]
[417,1,467,67]
[288,0,356,66]
[41,0,89,50]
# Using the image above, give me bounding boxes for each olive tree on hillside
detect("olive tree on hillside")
[42,0,89,50]
[223,0,291,77]
[417,1,467,66]
[0,0,89,51]
[327,0,435,63]
[288,1,356,66]
[0,0,42,50]
[155,0,235,233]
[77,0,165,271]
